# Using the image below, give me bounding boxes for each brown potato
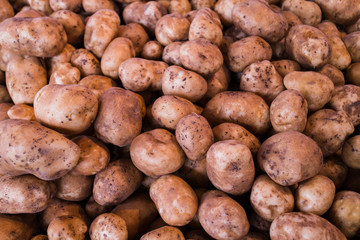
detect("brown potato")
[27,0,53,15]
[50,10,84,45]
[314,0,360,25]
[54,173,93,201]
[250,175,294,222]
[155,13,190,46]
[214,0,244,26]
[319,156,348,189]
[49,0,82,12]
[0,0,14,23]
[70,48,102,77]
[342,135,360,169]
[0,119,80,181]
[0,17,67,57]
[162,41,182,66]
[118,23,149,56]
[85,196,112,220]
[0,40,22,72]
[31,235,48,240]
[281,0,321,26]
[14,6,46,18]
[141,40,163,60]
[47,43,75,75]
[140,226,185,240]
[0,102,12,121]
[47,215,87,240]
[346,62,360,86]
[150,175,197,226]
[82,0,116,14]
[49,62,81,85]
[89,213,128,240]
[78,75,115,100]
[271,59,301,77]
[0,84,11,103]
[281,10,303,28]
[318,64,345,86]
[191,0,216,10]
[200,65,230,103]
[169,0,191,16]
[0,214,36,240]
[258,131,323,186]
[7,104,36,121]
[177,157,210,188]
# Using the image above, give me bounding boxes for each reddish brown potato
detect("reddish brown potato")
[141,40,163,60]
[118,23,149,56]
[140,226,185,240]
[155,13,190,46]
[89,213,128,240]
[346,62,360,86]
[318,64,345,86]
[281,0,321,26]
[47,215,88,240]
[162,41,182,66]
[49,63,81,85]
[7,104,36,121]
[271,59,301,77]
[314,0,360,25]
[54,173,93,202]
[319,157,348,189]
[342,135,360,169]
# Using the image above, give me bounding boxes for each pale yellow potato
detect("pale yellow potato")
[168,0,191,16]
[141,40,163,60]
[281,0,321,26]
[50,10,84,45]
[89,213,128,240]
[70,48,102,77]
[346,62,360,86]
[84,9,120,58]
[0,85,11,103]
[34,84,98,135]
[0,102,11,121]
[150,175,197,226]
[78,75,115,100]
[191,0,216,9]
[214,0,244,26]
[140,226,185,240]
[162,41,182,66]
[283,71,334,111]
[342,135,360,169]
[227,36,272,72]
[271,59,301,77]
[6,56,47,105]
[7,104,36,121]
[49,62,81,85]
[49,0,81,11]
[318,64,345,86]
[314,0,360,25]
[250,175,294,222]
[305,109,354,157]
[54,173,93,201]
[82,0,116,14]
[0,0,14,23]
[319,156,348,189]
[47,215,87,240]
[47,43,75,76]
[130,128,185,177]
[118,23,149,56]
[155,13,190,46]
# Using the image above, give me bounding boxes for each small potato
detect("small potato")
[49,62,81,85]
[203,91,270,136]
[7,104,36,121]
[344,31,360,63]
[150,175,197,226]
[270,89,308,132]
[283,71,334,111]
[270,212,346,240]
[0,102,12,121]
[180,38,223,77]
[85,196,112,220]
[162,65,207,102]
[130,128,185,177]
[155,13,190,46]
[0,85,11,103]
[84,9,120,58]
[214,0,244,26]
[0,119,80,181]
[0,17,67,57]
[346,62,360,86]
[70,48,102,77]
[6,56,47,105]
[198,190,250,239]
[47,216,87,240]
[140,226,185,240]
[162,41,182,66]
[49,0,82,12]
[0,0,14,23]
[50,10,84,46]
[47,43,75,75]
[168,0,191,16]
[318,64,345,86]
[314,0,360,25]
[329,191,360,238]
[94,87,142,147]
[257,131,323,186]
[227,36,272,72]
[93,159,143,206]
[141,40,163,60]
[250,175,294,222]
[232,0,288,43]
[319,157,348,189]
[305,109,354,157]
[118,23,149,56]
[206,140,255,195]
[189,8,223,46]
[151,95,199,130]
[176,113,214,161]
[271,59,301,77]
[78,75,115,100]
[101,37,135,79]
[82,0,116,14]
[281,0,321,26]
[177,157,210,188]
[119,58,168,92]
[54,173,93,201]
[34,84,98,135]
[191,0,216,10]
[342,135,360,169]
[89,213,128,240]
[285,24,331,69]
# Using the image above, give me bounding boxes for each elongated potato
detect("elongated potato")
[0,17,67,57]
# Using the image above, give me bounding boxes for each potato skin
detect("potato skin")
[270,212,346,240]
[319,157,348,189]
[47,43,75,75]
[162,41,182,66]
[0,17,67,57]
[118,23,149,56]
[49,63,81,85]
[314,0,360,25]
[47,215,88,240]
[70,48,102,77]
[54,173,93,201]
[346,62,360,86]
[0,214,35,240]
[141,40,163,60]
[49,0,82,12]
[0,102,12,121]
[78,75,114,100]
[281,0,321,26]
[7,104,36,121]
[140,226,185,240]
[0,0,14,23]
[342,135,360,169]
[0,84,11,103]
[271,59,300,77]
[257,131,323,186]
[0,119,80,181]
[155,13,190,46]
[89,213,128,240]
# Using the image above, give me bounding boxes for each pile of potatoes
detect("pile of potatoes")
[0,0,360,239]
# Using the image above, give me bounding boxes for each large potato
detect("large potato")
[0,119,80,181]
[257,131,323,186]
[0,17,67,57]
[89,213,128,240]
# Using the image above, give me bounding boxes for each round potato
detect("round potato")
[155,13,190,46]
[89,213,128,240]
[271,59,301,77]
[78,75,114,100]
[118,23,149,56]
[7,104,36,121]
[141,40,163,60]
[49,62,81,85]
[70,48,102,77]
[342,135,360,169]
[168,0,191,16]
[140,226,185,240]
[47,215,87,240]
[318,64,345,86]
[54,173,93,202]
[281,0,321,26]
[162,41,182,66]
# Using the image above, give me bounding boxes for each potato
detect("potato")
[0,102,12,121]
[198,190,250,239]
[82,0,116,14]
[14,6,45,18]
[89,213,128,240]
[6,56,47,105]
[151,95,199,130]
[344,31,360,61]
[49,63,81,85]
[49,0,81,12]
[314,0,360,25]
[281,0,321,26]
[189,8,223,46]
[112,193,158,239]
[140,226,185,240]
[318,64,345,86]
[281,10,303,28]
[227,36,272,72]
[78,75,114,100]
[141,40,163,60]
[270,212,346,240]
[200,65,230,102]
[0,17,66,57]
[232,0,288,42]
[130,128,185,177]
[258,131,323,186]
[203,91,270,136]
[7,104,36,121]
[214,0,243,26]
[271,59,301,77]
[0,119,80,180]
[346,62,360,86]
[47,215,87,240]
[250,174,294,222]
[54,173,93,201]
[28,0,53,15]
[0,85,11,103]
[305,109,354,157]
[0,214,36,240]
[47,43,75,75]
[283,71,334,111]
[177,157,210,188]
[70,48,102,77]
[329,191,360,238]
[180,38,223,77]
[150,175,197,226]
[50,10,84,46]
[0,70,4,84]
[270,89,308,132]
[248,212,271,234]
[186,229,213,240]
[85,196,112,220]
[119,58,168,92]
[162,41,182,66]
[342,135,360,169]
[155,13,190,46]
[0,0,14,23]
[84,9,120,58]
[319,157,348,189]
[191,0,216,10]
[168,0,191,16]
[118,23,149,56]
